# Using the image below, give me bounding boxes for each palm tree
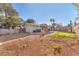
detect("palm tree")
[50,18,55,23]
[50,18,56,31]
[68,20,73,32]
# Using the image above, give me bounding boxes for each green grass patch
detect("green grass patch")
[48,32,78,39]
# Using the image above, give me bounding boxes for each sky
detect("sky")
[12,3,78,25]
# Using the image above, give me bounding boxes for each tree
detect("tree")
[0,16,5,28]
[50,18,55,23]
[26,19,35,23]
[2,3,12,17]
[4,16,23,29]
[73,3,79,11]
[74,21,77,26]
[68,20,73,32]
[0,9,3,14]
[40,24,48,31]
[0,4,24,29]
[50,18,56,31]
[71,4,79,35]
[0,3,23,29]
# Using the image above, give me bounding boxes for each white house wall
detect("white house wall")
[25,25,41,32]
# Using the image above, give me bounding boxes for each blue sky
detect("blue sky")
[12,3,78,25]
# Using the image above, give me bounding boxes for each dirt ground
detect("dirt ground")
[0,33,79,56]
[0,33,28,42]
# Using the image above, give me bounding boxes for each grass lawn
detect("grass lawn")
[48,32,78,39]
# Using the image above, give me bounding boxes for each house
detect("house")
[24,23,41,33]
